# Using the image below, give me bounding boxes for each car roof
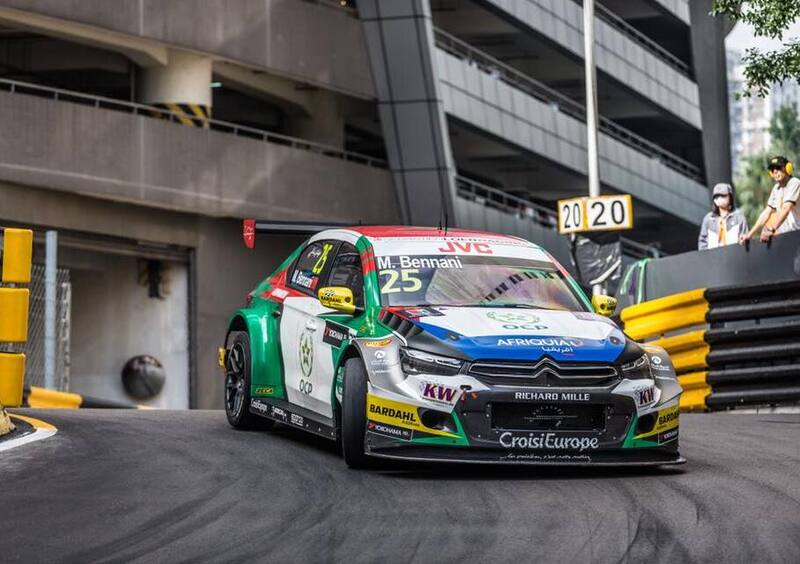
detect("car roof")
[342,225,529,242]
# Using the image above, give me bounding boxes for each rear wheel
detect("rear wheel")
[341,357,371,469]
[225,331,274,430]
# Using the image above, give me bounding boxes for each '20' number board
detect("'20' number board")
[557,195,633,235]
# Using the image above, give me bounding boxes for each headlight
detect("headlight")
[400,347,463,376]
[620,353,652,380]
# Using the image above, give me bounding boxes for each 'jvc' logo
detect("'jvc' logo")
[422,383,459,403]
[437,242,493,254]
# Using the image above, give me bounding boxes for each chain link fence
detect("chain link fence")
[0,264,71,390]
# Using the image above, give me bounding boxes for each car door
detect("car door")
[281,239,339,419]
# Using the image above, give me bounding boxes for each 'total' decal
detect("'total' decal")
[437,241,493,254]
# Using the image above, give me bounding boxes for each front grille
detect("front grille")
[492,402,607,432]
[468,359,618,387]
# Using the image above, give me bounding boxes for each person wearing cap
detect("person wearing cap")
[698,183,749,250]
[740,155,800,244]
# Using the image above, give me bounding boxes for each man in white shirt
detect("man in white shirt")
[740,156,800,243]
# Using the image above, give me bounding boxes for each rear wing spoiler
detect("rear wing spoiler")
[242,219,353,249]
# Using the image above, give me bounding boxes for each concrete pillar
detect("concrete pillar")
[140,50,212,126]
[358,0,457,226]
[689,0,732,187]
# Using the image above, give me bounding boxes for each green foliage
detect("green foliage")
[714,1,800,97]
[735,105,800,224]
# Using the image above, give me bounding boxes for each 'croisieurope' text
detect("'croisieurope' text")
[499,431,599,451]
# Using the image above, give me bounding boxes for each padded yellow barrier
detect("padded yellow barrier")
[677,371,711,412]
[26,386,82,409]
[0,288,29,342]
[620,288,708,341]
[1,228,33,283]
[651,330,709,373]
[0,352,25,407]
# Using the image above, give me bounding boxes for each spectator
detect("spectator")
[698,183,749,250]
[741,156,800,244]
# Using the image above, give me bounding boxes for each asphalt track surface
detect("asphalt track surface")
[1,410,799,563]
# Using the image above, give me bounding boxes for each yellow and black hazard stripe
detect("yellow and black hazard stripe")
[151,103,211,128]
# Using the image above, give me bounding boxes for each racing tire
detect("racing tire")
[341,357,372,469]
[225,331,274,430]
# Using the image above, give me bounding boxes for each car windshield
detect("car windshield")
[375,253,586,311]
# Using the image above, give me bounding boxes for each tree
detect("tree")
[713,1,800,97]
[734,104,800,224]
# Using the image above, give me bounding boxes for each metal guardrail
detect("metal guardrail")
[456,176,663,260]
[435,29,703,183]
[0,78,387,169]
[593,2,691,78]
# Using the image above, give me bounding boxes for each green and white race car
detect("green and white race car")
[221,223,683,468]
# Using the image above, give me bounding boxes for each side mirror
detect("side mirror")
[318,286,356,315]
[592,294,618,317]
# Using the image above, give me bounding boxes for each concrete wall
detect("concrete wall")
[0,0,375,99]
[0,91,398,224]
[620,231,800,302]
[437,48,708,224]
[479,0,701,128]
[68,253,189,408]
[0,182,307,408]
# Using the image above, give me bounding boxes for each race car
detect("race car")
[221,224,683,468]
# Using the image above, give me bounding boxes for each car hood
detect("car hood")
[386,306,626,363]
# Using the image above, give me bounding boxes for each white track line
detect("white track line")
[0,415,57,452]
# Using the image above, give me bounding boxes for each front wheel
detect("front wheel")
[341,357,371,469]
[225,331,274,430]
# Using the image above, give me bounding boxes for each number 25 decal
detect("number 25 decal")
[380,269,422,294]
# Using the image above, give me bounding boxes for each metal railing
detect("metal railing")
[435,29,702,183]
[455,176,663,259]
[592,2,691,77]
[0,78,387,169]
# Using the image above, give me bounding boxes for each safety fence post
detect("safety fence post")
[0,227,33,412]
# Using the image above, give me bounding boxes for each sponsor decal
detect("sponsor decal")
[658,427,679,444]
[366,395,459,438]
[299,331,314,395]
[322,321,348,348]
[486,311,548,331]
[367,420,412,441]
[499,431,600,451]
[635,404,680,440]
[290,413,304,427]
[270,287,289,301]
[398,306,443,318]
[497,337,583,348]
[437,241,493,254]
[251,399,270,414]
[649,355,671,372]
[514,391,590,402]
[365,338,392,348]
[501,453,591,462]
[291,269,318,290]
[254,386,274,395]
[634,386,656,407]
[376,255,463,270]
[271,406,287,420]
[420,382,461,406]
